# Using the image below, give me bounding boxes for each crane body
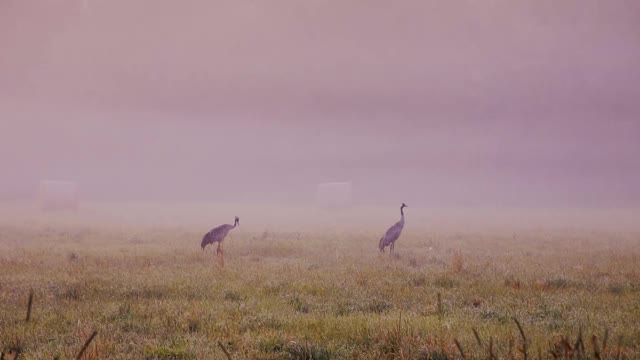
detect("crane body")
[379,204,407,253]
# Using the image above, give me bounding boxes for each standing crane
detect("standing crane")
[378,203,407,253]
[201,216,239,266]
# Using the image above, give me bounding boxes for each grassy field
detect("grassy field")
[1,204,639,359]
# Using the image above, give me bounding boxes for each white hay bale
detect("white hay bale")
[316,182,352,208]
[39,180,78,211]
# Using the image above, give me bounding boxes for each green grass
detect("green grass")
[0,204,639,358]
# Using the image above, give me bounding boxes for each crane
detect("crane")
[201,216,239,266]
[378,204,407,253]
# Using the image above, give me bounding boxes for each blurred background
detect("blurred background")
[1,0,639,207]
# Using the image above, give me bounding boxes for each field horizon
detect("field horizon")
[1,203,639,359]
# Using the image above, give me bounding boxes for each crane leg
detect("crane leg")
[219,242,225,268]
[390,242,394,253]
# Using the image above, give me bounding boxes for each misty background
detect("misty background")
[1,0,639,207]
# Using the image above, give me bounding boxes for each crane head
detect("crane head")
[401,203,407,208]
[234,216,240,226]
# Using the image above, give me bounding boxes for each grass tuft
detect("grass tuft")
[143,347,193,360]
[286,341,331,360]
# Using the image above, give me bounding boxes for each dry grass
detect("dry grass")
[451,251,464,274]
[1,204,639,359]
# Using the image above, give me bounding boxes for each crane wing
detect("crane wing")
[201,224,233,246]
[381,221,404,246]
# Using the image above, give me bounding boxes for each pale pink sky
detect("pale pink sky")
[1,1,639,206]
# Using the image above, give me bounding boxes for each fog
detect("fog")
[2,0,639,207]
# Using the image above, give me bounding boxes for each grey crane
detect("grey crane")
[378,203,407,253]
[201,216,239,260]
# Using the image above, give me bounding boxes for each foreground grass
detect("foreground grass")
[1,209,639,359]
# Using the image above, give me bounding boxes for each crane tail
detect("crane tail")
[201,232,211,250]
